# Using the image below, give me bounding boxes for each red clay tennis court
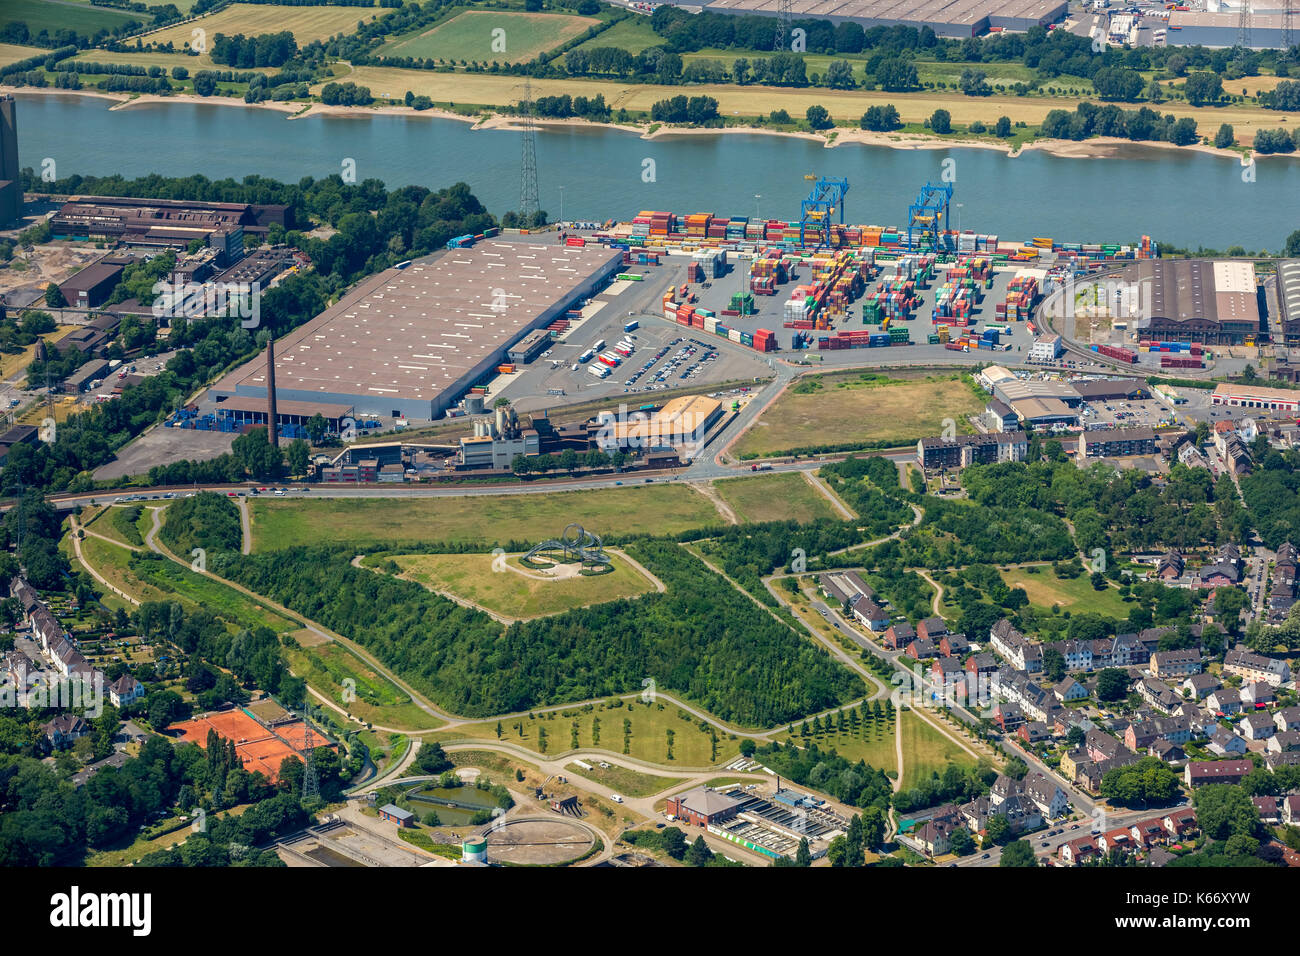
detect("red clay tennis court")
[171,710,332,783]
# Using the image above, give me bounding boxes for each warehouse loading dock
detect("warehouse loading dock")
[210,240,624,423]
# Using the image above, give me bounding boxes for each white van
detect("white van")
[610,794,624,804]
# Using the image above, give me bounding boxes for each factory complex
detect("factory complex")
[212,241,625,423]
[700,0,1067,37]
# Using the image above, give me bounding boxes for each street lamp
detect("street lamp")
[558,186,565,226]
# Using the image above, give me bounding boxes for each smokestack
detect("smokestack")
[266,337,278,448]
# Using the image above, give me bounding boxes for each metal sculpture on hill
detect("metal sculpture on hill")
[523,523,610,569]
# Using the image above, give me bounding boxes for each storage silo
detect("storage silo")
[462,836,488,864]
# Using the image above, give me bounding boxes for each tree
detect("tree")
[1042,645,1066,682]
[861,104,901,131]
[686,834,714,866]
[999,839,1037,867]
[44,284,66,308]
[1194,783,1261,841]
[1286,230,1300,259]
[1096,668,1129,702]
[995,115,1012,137]
[959,67,990,96]
[984,813,1010,845]
[823,59,855,90]
[193,72,217,96]
[875,58,918,92]
[1214,123,1235,149]
[795,837,812,866]
[928,109,951,135]
[284,438,309,477]
[806,104,833,130]
[739,738,756,757]
[948,826,974,855]
[1184,71,1223,106]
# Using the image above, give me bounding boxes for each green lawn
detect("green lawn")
[382,10,599,64]
[1001,567,1132,617]
[734,373,985,458]
[566,761,685,798]
[713,472,839,525]
[386,550,658,619]
[784,719,899,775]
[899,709,978,788]
[0,0,140,36]
[127,556,298,633]
[282,640,440,731]
[440,699,736,768]
[249,485,723,551]
[568,15,660,56]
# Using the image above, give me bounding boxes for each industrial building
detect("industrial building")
[213,396,354,433]
[916,431,1029,470]
[701,0,1067,38]
[666,786,744,826]
[0,95,20,226]
[1079,427,1158,459]
[1165,11,1295,48]
[590,395,724,458]
[1127,260,1261,346]
[1272,260,1300,347]
[1211,382,1300,413]
[49,196,293,265]
[1071,379,1149,403]
[457,404,541,470]
[56,255,133,310]
[1028,334,1062,362]
[212,241,623,423]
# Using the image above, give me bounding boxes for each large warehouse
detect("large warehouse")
[1128,259,1261,346]
[1272,260,1300,347]
[701,0,1067,38]
[212,240,623,423]
[1165,11,1294,49]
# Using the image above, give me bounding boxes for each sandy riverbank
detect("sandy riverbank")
[3,85,1269,163]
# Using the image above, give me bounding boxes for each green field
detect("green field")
[441,699,737,768]
[713,472,839,525]
[127,554,297,633]
[899,709,978,788]
[568,14,659,56]
[784,717,899,774]
[0,0,140,36]
[567,760,685,798]
[733,373,985,458]
[249,485,723,551]
[388,551,658,620]
[283,639,439,731]
[382,10,598,64]
[79,536,175,607]
[1001,567,1132,617]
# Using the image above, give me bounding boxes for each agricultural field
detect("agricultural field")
[733,372,984,458]
[68,50,232,73]
[330,65,1288,144]
[0,0,140,37]
[899,709,979,788]
[282,639,439,731]
[567,14,660,56]
[713,471,839,525]
[386,551,658,620]
[381,10,599,65]
[0,42,46,67]
[149,3,381,53]
[441,700,736,768]
[1000,567,1132,617]
[248,485,722,551]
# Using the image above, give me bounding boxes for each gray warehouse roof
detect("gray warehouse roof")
[213,240,621,416]
[702,0,1066,31]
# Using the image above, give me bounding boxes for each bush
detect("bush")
[929,109,951,134]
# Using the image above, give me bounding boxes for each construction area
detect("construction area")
[700,0,1068,37]
[170,707,334,783]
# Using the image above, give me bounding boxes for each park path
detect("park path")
[802,470,855,520]
[237,497,252,555]
[691,480,738,525]
[68,513,140,607]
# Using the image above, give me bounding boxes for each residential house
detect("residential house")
[1254,796,1282,824]
[1150,648,1203,680]
[1182,674,1219,700]
[1241,681,1276,709]
[1087,729,1126,763]
[1223,647,1291,687]
[1060,640,1094,673]
[917,617,949,643]
[906,638,938,661]
[1150,738,1185,763]
[1163,808,1198,839]
[1274,707,1300,734]
[1137,677,1183,714]
[42,714,88,750]
[1126,716,1192,752]
[1206,725,1249,757]
[993,702,1024,731]
[913,805,961,856]
[1019,721,1052,745]
[1184,759,1252,787]
[882,621,915,651]
[932,657,965,687]
[1055,676,1089,703]
[1285,795,1300,827]
[1205,688,1244,717]
[1098,827,1137,856]
[1076,753,1139,793]
[1129,819,1169,848]
[939,633,971,658]
[989,619,1042,674]
[1267,731,1300,754]
[1023,772,1070,819]
[1156,551,1185,581]
[1239,712,1277,741]
[107,674,144,708]
[852,599,890,631]
[1059,836,1100,866]
[965,653,1000,678]
[1266,752,1300,772]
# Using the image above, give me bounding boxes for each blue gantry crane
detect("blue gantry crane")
[906,181,953,253]
[799,176,849,248]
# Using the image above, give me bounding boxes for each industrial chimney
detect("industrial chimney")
[266,337,278,448]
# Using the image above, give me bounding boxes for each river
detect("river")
[17,91,1300,248]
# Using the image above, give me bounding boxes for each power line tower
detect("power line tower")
[1236,0,1252,69]
[774,0,793,52]
[300,699,320,806]
[519,77,539,223]
[1283,0,1295,59]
